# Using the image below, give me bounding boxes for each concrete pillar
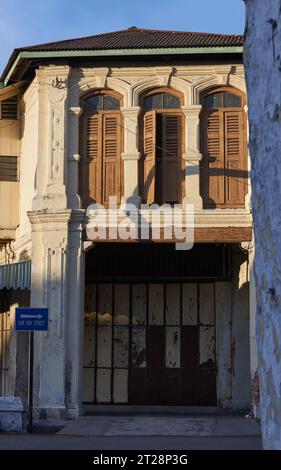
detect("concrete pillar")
[67,107,83,209]
[182,106,203,209]
[28,210,85,418]
[231,246,251,410]
[121,106,141,206]
[65,210,85,418]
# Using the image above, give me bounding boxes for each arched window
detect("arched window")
[140,89,183,205]
[200,87,247,208]
[80,91,123,206]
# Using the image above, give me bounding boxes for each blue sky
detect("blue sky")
[0,0,245,74]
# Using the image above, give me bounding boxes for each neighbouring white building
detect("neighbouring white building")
[0,27,258,419]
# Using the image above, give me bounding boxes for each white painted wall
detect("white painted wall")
[244,0,281,449]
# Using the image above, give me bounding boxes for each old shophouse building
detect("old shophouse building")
[0,28,257,418]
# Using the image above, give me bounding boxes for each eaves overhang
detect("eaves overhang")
[0,45,243,87]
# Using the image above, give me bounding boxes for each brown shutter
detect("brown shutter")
[161,114,180,203]
[202,110,225,206]
[143,111,156,204]
[87,113,102,203]
[102,113,122,205]
[224,111,245,205]
[0,156,18,182]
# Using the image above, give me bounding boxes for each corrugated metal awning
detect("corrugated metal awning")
[0,261,31,289]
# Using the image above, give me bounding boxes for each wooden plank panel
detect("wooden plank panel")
[90,227,252,243]
[82,368,95,403]
[113,369,128,403]
[0,121,20,157]
[199,284,215,325]
[132,284,146,325]
[182,284,198,325]
[114,284,129,325]
[113,326,129,368]
[97,326,112,367]
[131,327,146,368]
[148,284,164,325]
[165,284,180,325]
[199,326,215,367]
[96,368,111,403]
[0,181,19,229]
[166,326,181,368]
[98,284,112,325]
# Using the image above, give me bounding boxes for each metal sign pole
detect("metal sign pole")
[15,307,48,433]
[28,330,34,433]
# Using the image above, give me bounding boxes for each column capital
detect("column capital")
[121,106,141,117]
[183,150,203,162]
[181,105,202,118]
[121,152,141,161]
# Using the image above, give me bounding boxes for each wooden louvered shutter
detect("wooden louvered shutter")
[203,110,225,206]
[87,114,102,203]
[224,111,245,205]
[161,114,180,203]
[102,113,122,205]
[143,111,156,204]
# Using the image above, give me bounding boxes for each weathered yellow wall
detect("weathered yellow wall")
[0,119,20,237]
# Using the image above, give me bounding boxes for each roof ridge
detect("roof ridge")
[124,27,243,37]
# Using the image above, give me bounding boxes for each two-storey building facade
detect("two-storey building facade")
[0,28,257,419]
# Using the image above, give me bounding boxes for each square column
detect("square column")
[28,209,85,419]
[182,105,203,209]
[121,106,141,206]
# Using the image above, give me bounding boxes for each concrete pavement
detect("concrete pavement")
[0,413,262,450]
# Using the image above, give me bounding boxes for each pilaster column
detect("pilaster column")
[28,209,85,419]
[121,106,141,206]
[33,66,71,211]
[68,107,83,209]
[182,105,203,209]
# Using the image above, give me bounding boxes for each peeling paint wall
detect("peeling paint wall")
[244,0,281,449]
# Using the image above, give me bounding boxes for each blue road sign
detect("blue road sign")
[16,307,49,331]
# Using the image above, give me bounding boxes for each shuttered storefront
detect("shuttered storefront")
[83,243,231,405]
[83,282,217,405]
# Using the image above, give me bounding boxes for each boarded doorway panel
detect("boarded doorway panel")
[83,282,217,405]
